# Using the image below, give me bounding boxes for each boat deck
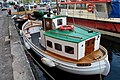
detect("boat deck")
[31,32,41,47]
[44,49,106,64]
[31,32,46,50]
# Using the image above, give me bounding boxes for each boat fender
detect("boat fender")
[11,15,17,19]
[24,41,30,49]
[20,30,23,35]
[86,3,94,12]
[41,58,55,67]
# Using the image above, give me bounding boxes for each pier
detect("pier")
[0,11,35,80]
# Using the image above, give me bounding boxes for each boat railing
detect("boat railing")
[60,9,96,19]
[99,45,108,60]
[60,9,120,22]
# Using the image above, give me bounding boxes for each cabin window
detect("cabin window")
[47,40,53,48]
[96,4,105,12]
[55,43,62,51]
[65,46,74,54]
[81,45,83,47]
[57,19,62,26]
[46,21,50,27]
[61,4,67,9]
[69,4,74,9]
[81,4,86,9]
[76,4,86,9]
[76,4,80,9]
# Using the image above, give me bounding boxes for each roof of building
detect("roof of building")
[44,25,100,43]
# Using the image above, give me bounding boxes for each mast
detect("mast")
[56,0,59,15]
[22,0,27,15]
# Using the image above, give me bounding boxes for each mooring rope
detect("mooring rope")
[24,47,56,80]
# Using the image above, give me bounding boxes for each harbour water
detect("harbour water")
[101,35,120,80]
[29,34,120,80]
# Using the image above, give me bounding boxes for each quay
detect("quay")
[9,17,35,80]
[0,12,35,80]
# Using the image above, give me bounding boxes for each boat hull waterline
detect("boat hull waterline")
[67,17,120,33]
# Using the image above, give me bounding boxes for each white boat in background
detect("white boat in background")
[59,0,120,33]
[22,11,110,75]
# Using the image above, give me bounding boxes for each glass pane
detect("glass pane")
[47,40,52,48]
[55,43,62,51]
[65,46,74,54]
[57,19,62,26]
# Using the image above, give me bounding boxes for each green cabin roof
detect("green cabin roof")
[44,25,101,43]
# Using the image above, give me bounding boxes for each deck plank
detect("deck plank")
[44,49,105,64]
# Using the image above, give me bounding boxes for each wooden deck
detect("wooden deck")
[12,10,34,15]
[24,20,42,30]
[44,49,106,64]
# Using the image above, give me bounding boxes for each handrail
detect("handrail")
[60,1,111,4]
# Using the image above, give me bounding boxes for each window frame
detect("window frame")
[54,43,62,51]
[47,40,53,48]
[65,46,74,54]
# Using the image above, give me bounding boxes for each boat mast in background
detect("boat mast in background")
[56,0,59,15]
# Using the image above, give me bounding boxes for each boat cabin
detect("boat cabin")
[42,14,67,31]
[60,1,113,18]
[41,14,101,60]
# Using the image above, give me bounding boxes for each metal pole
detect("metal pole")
[56,0,59,15]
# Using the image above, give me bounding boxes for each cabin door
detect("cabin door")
[85,38,95,55]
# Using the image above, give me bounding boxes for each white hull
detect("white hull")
[56,56,110,75]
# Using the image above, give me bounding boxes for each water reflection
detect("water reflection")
[101,35,120,80]
[104,50,120,80]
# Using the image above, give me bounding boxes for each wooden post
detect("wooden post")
[56,0,59,15]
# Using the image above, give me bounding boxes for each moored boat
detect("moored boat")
[60,0,120,33]
[22,12,110,75]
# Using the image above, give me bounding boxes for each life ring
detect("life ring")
[86,4,94,12]
[59,25,74,30]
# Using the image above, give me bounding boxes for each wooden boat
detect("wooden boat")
[60,0,120,33]
[22,12,110,75]
[14,13,36,30]
[13,9,49,30]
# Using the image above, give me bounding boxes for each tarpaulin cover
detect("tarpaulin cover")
[109,0,120,18]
